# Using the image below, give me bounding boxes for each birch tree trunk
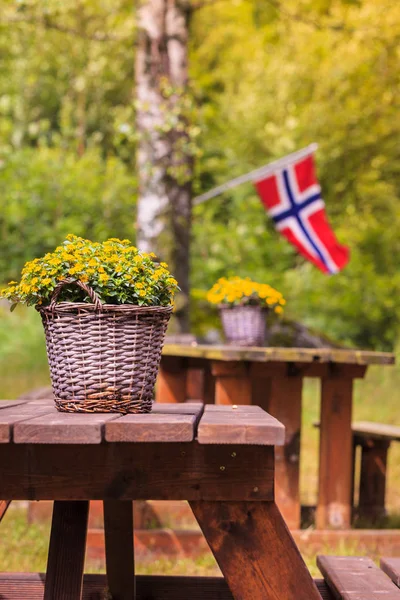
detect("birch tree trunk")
[136,0,192,332]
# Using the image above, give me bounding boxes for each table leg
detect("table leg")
[190,500,320,600]
[44,500,89,600]
[316,375,354,529]
[263,374,303,530]
[0,500,10,523]
[156,357,187,403]
[212,362,252,405]
[104,500,135,600]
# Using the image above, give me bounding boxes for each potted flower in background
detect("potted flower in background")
[207,276,285,347]
[1,235,179,414]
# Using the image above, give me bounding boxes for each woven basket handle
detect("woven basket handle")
[49,278,103,311]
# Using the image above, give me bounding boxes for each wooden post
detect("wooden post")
[212,362,252,405]
[358,438,390,522]
[44,501,89,600]
[104,500,136,600]
[316,370,355,529]
[156,357,187,403]
[190,500,321,600]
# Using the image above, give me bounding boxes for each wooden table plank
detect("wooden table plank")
[0,404,55,443]
[152,402,204,414]
[0,573,334,600]
[353,421,400,442]
[106,413,198,443]
[317,556,400,599]
[381,558,400,588]
[163,344,395,365]
[0,400,28,410]
[197,405,285,445]
[0,443,275,501]
[13,410,120,444]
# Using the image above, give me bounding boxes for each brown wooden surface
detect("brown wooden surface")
[0,400,28,409]
[0,500,10,523]
[44,501,89,600]
[358,439,389,521]
[0,573,334,600]
[163,343,395,365]
[104,500,135,600]
[263,373,303,530]
[190,500,321,600]
[106,413,200,443]
[197,404,285,445]
[212,361,252,405]
[0,442,275,501]
[0,404,54,443]
[317,555,400,599]
[156,356,187,403]
[381,558,400,588]
[353,421,400,442]
[317,376,354,529]
[14,410,118,444]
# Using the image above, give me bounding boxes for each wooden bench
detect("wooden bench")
[318,555,400,599]
[314,420,400,522]
[0,398,323,600]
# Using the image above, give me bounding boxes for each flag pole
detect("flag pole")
[193,143,318,206]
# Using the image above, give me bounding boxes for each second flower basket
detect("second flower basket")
[38,278,172,414]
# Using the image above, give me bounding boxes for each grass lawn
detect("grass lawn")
[1,306,400,576]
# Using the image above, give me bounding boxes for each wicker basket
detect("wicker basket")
[220,305,267,347]
[37,278,172,413]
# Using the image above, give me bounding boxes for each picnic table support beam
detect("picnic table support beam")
[316,369,362,529]
[259,368,303,531]
[156,357,187,403]
[190,500,321,600]
[44,500,89,600]
[358,438,390,522]
[212,362,252,405]
[104,500,136,600]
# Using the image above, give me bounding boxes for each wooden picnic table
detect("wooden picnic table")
[0,397,323,600]
[156,344,395,530]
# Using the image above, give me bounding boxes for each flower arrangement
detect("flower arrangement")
[1,234,179,309]
[207,276,285,315]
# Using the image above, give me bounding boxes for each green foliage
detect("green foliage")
[0,0,400,348]
[0,147,137,282]
[190,0,400,350]
[1,235,179,307]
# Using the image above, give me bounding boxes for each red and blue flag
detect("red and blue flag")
[254,153,349,274]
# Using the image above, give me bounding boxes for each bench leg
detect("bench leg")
[104,500,135,600]
[190,500,320,600]
[44,500,89,600]
[358,439,390,522]
[0,500,11,523]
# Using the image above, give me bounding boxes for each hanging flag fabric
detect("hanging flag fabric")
[254,152,350,274]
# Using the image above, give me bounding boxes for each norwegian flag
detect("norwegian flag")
[254,153,349,274]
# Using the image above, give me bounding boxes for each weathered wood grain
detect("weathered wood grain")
[106,413,197,443]
[212,361,252,406]
[191,500,321,600]
[197,404,285,445]
[0,442,274,501]
[317,555,400,600]
[317,376,353,529]
[44,501,89,600]
[381,558,400,588]
[14,410,119,444]
[104,500,135,599]
[0,573,334,600]
[163,343,395,365]
[0,404,55,443]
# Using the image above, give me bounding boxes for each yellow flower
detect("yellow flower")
[99,273,109,283]
[42,278,52,286]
